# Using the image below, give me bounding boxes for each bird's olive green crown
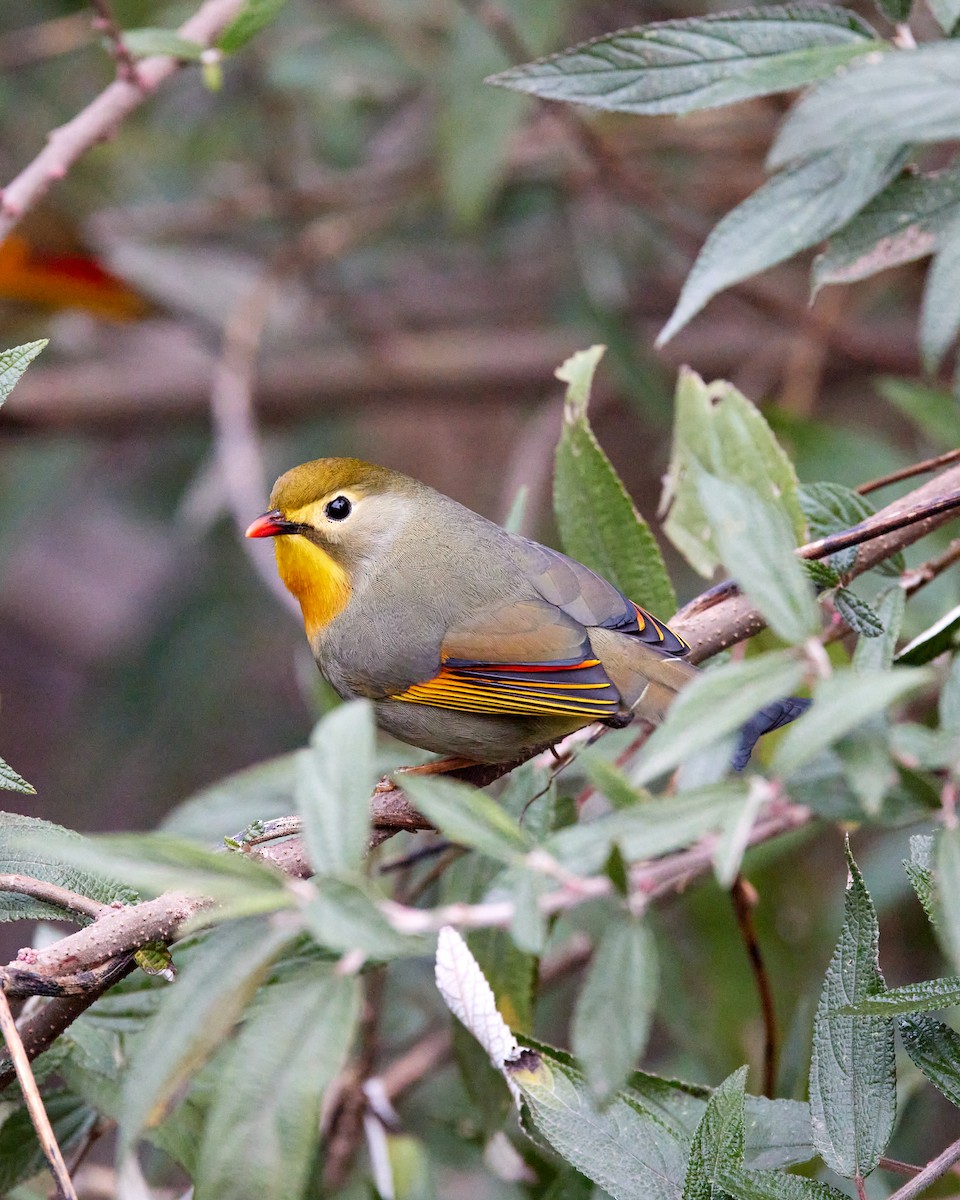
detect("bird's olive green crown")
[269,457,415,514]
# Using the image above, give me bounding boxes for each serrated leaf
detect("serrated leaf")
[770,42,960,168]
[0,757,35,794]
[572,915,658,1101]
[683,1066,745,1200]
[121,28,205,59]
[507,1049,689,1200]
[799,481,904,576]
[661,370,804,577]
[0,1092,98,1194]
[804,559,841,589]
[697,474,819,643]
[899,1012,960,1108]
[296,700,376,875]
[436,926,521,1072]
[815,165,960,289]
[838,976,960,1016]
[195,965,360,1200]
[808,841,895,1179]
[304,875,426,960]
[853,587,904,672]
[218,0,288,52]
[905,834,938,927]
[0,340,46,408]
[772,667,933,776]
[488,7,879,116]
[118,917,296,1157]
[921,211,960,372]
[553,345,675,615]
[658,147,906,345]
[398,774,531,864]
[936,825,960,975]
[833,589,882,638]
[877,377,960,449]
[628,653,805,785]
[0,812,137,922]
[895,602,960,665]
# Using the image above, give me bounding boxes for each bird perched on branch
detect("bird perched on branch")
[247,458,804,772]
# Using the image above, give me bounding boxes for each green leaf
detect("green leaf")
[936,825,960,975]
[770,42,960,168]
[0,1092,98,1194]
[853,587,904,672]
[121,28,206,59]
[572,914,658,1100]
[742,1099,817,1170]
[921,210,960,371]
[895,602,960,665]
[553,345,676,615]
[398,774,531,864]
[303,875,426,960]
[661,370,805,576]
[296,700,376,875]
[815,164,960,289]
[899,1012,960,1108]
[0,812,136,922]
[218,0,288,52]
[833,589,882,638]
[488,7,880,116]
[683,1066,745,1200]
[804,559,841,589]
[658,147,906,345]
[874,0,912,23]
[942,656,960,732]
[628,653,805,785]
[905,834,938,928]
[808,841,895,1179]
[890,721,959,770]
[0,340,46,408]
[876,377,960,449]
[162,751,297,841]
[195,965,360,1200]
[507,1048,689,1200]
[772,667,933,776]
[118,917,296,1157]
[697,475,819,643]
[0,757,35,794]
[928,0,960,33]
[799,481,904,576]
[837,976,960,1015]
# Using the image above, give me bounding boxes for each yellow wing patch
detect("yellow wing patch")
[394,660,622,718]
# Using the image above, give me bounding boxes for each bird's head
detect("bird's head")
[246,457,417,638]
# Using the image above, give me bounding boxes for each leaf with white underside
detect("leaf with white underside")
[815,165,960,290]
[436,926,520,1075]
[808,841,894,1180]
[770,42,960,168]
[661,370,804,577]
[554,345,676,615]
[658,146,906,345]
[0,340,46,407]
[921,210,960,372]
[487,7,880,116]
[697,474,819,643]
[572,915,658,1101]
[0,758,35,794]
[772,667,933,776]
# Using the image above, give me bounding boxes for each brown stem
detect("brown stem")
[902,538,960,599]
[0,874,109,923]
[886,1133,960,1200]
[858,448,960,496]
[89,0,144,85]
[799,490,960,563]
[730,876,778,1099]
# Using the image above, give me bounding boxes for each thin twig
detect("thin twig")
[0,0,246,238]
[799,490,960,563]
[730,875,778,1098]
[887,1133,960,1200]
[0,988,78,1200]
[0,874,110,923]
[902,538,960,599]
[89,0,143,85]
[858,448,960,496]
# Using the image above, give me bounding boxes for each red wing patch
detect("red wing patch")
[393,657,622,718]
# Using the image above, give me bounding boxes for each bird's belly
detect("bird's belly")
[373,700,587,762]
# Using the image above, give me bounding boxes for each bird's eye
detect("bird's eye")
[324,495,352,521]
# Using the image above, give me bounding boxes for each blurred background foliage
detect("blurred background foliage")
[1,0,960,1192]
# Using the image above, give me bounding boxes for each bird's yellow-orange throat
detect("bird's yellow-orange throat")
[274,535,351,640]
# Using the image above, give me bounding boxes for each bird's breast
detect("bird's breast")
[273,535,352,641]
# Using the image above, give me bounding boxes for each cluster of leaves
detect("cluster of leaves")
[0,338,958,1198]
[491,0,960,385]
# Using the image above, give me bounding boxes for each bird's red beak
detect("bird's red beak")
[245,509,295,538]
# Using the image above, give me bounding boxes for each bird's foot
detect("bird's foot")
[374,756,481,793]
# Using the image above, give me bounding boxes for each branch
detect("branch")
[887,1133,960,1200]
[0,873,110,922]
[0,0,246,239]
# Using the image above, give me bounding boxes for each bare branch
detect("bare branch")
[0,0,247,239]
[0,874,110,923]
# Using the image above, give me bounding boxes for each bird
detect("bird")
[246,457,806,774]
